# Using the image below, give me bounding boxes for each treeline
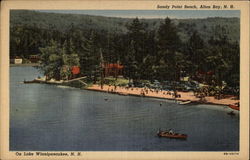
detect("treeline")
[10,13,239,89]
[10,10,240,44]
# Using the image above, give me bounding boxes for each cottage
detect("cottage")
[29,55,40,63]
[102,63,124,77]
[60,65,81,80]
[10,56,23,64]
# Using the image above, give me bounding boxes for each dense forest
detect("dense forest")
[10,10,240,93]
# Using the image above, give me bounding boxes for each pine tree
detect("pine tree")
[124,40,138,82]
[127,18,147,63]
[125,18,148,81]
[80,31,100,81]
[157,17,181,81]
[187,31,205,78]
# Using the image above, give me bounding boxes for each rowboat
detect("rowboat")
[23,79,63,84]
[229,103,240,111]
[178,100,192,105]
[23,79,43,83]
[23,80,36,83]
[118,92,128,96]
[157,130,187,139]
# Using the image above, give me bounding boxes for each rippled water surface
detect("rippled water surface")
[10,66,239,151]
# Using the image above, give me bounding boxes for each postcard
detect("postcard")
[0,0,249,160]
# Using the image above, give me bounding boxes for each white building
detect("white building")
[10,58,23,64]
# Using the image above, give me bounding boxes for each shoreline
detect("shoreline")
[10,63,40,67]
[86,84,239,107]
[22,78,239,108]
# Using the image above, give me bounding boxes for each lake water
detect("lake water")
[10,66,239,151]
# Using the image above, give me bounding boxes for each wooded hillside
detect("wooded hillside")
[10,10,240,90]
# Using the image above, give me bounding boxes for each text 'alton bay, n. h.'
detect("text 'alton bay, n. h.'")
[157,4,234,9]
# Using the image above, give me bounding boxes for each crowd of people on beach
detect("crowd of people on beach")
[104,84,182,99]
[87,83,239,106]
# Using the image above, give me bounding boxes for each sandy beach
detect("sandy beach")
[87,84,239,106]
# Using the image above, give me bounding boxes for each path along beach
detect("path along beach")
[87,84,239,106]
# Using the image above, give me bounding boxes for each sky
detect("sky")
[38,10,240,19]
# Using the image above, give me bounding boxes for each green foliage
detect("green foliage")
[39,40,80,80]
[101,77,129,86]
[79,31,101,81]
[10,10,240,92]
[156,17,182,81]
[123,40,138,81]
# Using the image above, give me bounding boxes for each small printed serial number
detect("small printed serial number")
[224,152,239,155]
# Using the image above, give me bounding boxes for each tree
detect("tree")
[157,17,182,81]
[206,36,239,87]
[139,55,157,81]
[39,40,80,80]
[124,40,138,82]
[186,31,205,78]
[79,31,100,82]
[124,18,148,81]
[39,40,63,80]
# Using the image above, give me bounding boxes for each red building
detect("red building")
[71,66,80,75]
[102,63,124,77]
[29,55,40,63]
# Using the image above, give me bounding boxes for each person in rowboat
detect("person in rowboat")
[168,129,174,135]
[157,128,162,135]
